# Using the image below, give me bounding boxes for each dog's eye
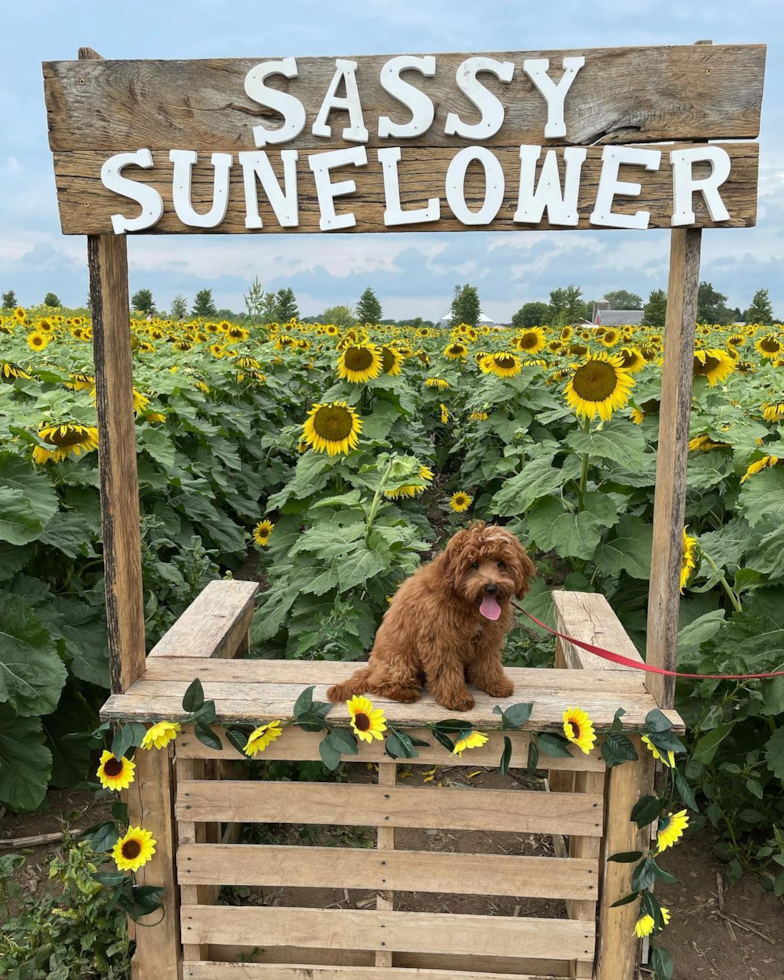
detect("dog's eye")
[470,561,480,570]
[497,559,506,568]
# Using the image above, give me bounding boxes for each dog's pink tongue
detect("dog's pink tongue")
[480,595,502,621]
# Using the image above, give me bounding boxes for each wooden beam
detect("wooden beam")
[81,46,146,696]
[645,227,702,709]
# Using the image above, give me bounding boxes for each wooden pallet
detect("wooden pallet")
[100,580,682,980]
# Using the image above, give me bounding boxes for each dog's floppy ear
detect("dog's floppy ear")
[440,527,473,592]
[509,536,536,599]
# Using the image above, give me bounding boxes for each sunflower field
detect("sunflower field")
[1,305,783,881]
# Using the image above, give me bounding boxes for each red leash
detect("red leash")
[513,602,784,681]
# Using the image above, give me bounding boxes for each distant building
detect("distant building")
[592,298,644,326]
[439,311,498,327]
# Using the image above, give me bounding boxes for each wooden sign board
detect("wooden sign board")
[44,44,765,235]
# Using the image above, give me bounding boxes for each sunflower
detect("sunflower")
[482,352,522,378]
[141,721,181,751]
[253,518,275,546]
[514,328,546,355]
[762,402,784,422]
[440,403,449,424]
[560,326,573,341]
[564,354,635,421]
[26,331,49,351]
[727,333,745,348]
[693,348,735,385]
[235,354,260,369]
[302,401,362,456]
[337,344,383,383]
[13,306,26,322]
[1,361,31,381]
[452,731,489,757]
[66,372,95,391]
[32,423,99,464]
[641,734,675,768]
[616,347,645,373]
[740,454,779,483]
[657,809,689,852]
[347,695,387,743]
[384,465,433,499]
[443,341,468,360]
[562,707,596,755]
[112,826,157,873]
[380,345,404,376]
[755,334,781,359]
[680,528,697,592]
[569,342,588,356]
[244,720,283,756]
[634,914,656,938]
[96,751,136,792]
[145,412,167,424]
[415,350,430,366]
[449,491,473,513]
[425,377,449,389]
[469,411,489,422]
[325,323,339,336]
[688,433,729,453]
[132,389,150,414]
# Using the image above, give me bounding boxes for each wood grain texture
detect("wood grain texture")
[176,724,606,771]
[52,141,758,235]
[149,579,258,659]
[181,905,595,961]
[565,771,604,979]
[176,780,604,836]
[553,591,645,672]
[375,762,396,968]
[596,736,653,980]
[44,45,766,154]
[183,966,562,980]
[100,658,684,732]
[645,228,703,709]
[177,843,599,900]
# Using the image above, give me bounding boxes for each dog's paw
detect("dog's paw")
[440,691,475,712]
[484,677,515,699]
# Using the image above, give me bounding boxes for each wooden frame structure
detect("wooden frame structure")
[40,37,764,980]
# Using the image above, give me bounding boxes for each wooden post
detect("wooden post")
[80,46,146,696]
[644,234,702,709]
[375,762,397,968]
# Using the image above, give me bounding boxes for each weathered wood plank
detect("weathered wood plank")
[184,966,561,980]
[44,45,766,154]
[375,763,396,968]
[177,843,599,900]
[176,724,606,771]
[646,227,703,710]
[552,591,645,672]
[181,906,595,961]
[51,141,758,235]
[177,780,604,836]
[149,579,258,659]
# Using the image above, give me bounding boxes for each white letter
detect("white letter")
[523,56,585,139]
[378,55,436,139]
[671,146,732,227]
[514,146,587,226]
[244,58,306,148]
[445,147,505,226]
[238,150,299,229]
[312,59,369,143]
[169,150,232,229]
[308,146,367,230]
[377,147,440,226]
[100,149,163,234]
[590,146,662,230]
[444,57,514,139]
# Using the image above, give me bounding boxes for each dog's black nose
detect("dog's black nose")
[484,584,499,595]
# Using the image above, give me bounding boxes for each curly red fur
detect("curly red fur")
[327,521,536,711]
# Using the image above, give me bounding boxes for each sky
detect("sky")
[1,0,783,322]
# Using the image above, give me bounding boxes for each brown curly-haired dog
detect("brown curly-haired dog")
[327,521,535,712]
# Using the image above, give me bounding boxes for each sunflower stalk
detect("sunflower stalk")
[701,550,743,613]
[365,458,395,541]
[577,415,591,512]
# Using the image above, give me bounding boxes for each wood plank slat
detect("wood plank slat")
[181,906,595,961]
[375,762,396,968]
[552,591,645,672]
[177,781,604,836]
[183,965,563,980]
[178,843,599,900]
[176,725,606,771]
[149,579,258,659]
[44,45,766,154]
[51,141,758,235]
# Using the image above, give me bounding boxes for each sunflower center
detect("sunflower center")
[571,361,619,401]
[344,346,374,371]
[495,355,516,369]
[519,334,537,349]
[568,721,581,740]
[381,347,396,372]
[104,757,124,777]
[693,354,720,376]
[641,398,661,414]
[658,816,671,832]
[122,839,142,859]
[313,405,354,441]
[761,337,780,352]
[45,426,88,447]
[618,350,638,368]
[354,713,371,731]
